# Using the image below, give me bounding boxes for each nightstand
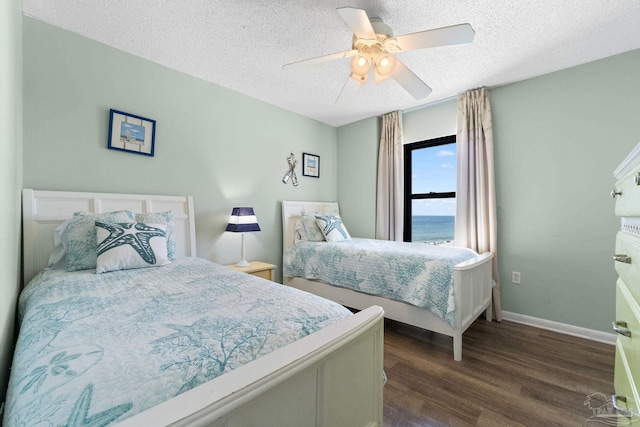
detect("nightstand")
[226,261,276,281]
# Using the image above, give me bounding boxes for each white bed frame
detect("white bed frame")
[282,200,494,361]
[21,189,384,427]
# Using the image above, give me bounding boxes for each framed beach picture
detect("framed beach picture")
[302,153,320,178]
[108,109,156,156]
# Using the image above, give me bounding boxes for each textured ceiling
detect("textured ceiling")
[22,0,640,127]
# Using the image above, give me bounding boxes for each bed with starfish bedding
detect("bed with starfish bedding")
[3,190,384,427]
[282,200,494,361]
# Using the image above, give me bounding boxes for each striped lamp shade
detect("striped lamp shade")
[225,207,261,233]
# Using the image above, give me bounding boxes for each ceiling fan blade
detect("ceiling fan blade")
[283,50,358,69]
[336,7,376,40]
[391,60,432,99]
[395,23,475,51]
[335,76,360,104]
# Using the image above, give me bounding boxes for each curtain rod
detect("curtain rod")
[400,84,501,116]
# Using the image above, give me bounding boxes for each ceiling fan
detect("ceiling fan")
[283,7,475,103]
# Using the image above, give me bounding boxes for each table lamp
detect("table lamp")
[225,207,260,267]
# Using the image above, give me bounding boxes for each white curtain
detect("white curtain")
[455,87,502,321]
[375,111,404,241]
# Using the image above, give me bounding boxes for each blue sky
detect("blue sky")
[120,122,145,141]
[411,142,456,216]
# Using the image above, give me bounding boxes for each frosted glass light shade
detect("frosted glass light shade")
[350,54,370,78]
[374,53,397,83]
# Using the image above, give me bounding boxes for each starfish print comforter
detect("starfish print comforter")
[283,238,478,325]
[3,258,352,426]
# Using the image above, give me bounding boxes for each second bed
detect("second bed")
[282,200,494,361]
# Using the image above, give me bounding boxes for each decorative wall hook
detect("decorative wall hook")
[282,153,299,186]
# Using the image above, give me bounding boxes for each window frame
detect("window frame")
[403,134,457,242]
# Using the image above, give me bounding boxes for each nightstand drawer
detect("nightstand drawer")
[226,261,276,281]
[252,269,273,280]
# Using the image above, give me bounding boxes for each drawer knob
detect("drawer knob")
[612,394,633,418]
[611,189,622,198]
[612,321,632,338]
[613,254,632,264]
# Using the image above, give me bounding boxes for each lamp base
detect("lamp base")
[236,234,251,267]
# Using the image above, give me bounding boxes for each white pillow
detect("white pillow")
[95,222,170,273]
[314,214,351,242]
[294,219,309,244]
[47,219,72,269]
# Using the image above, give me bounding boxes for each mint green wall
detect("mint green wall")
[337,49,640,333]
[403,100,457,144]
[0,0,23,401]
[336,117,379,238]
[22,17,337,280]
[492,49,640,331]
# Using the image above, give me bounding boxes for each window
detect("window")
[403,135,456,244]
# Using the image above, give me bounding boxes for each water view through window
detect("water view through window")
[411,214,455,244]
[407,138,456,244]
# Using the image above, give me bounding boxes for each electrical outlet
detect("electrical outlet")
[512,271,521,284]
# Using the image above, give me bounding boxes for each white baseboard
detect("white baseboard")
[501,311,616,345]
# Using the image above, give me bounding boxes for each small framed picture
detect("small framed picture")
[302,153,320,178]
[108,109,156,156]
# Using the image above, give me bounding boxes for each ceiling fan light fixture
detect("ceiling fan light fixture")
[350,54,370,79]
[349,72,368,83]
[373,53,397,83]
[284,7,474,101]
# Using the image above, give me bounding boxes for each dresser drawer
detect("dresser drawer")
[615,340,639,422]
[615,232,640,303]
[615,169,640,217]
[616,279,640,382]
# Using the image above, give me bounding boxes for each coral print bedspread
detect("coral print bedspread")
[283,238,478,325]
[3,258,351,426]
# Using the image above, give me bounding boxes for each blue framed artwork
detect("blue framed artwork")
[108,109,156,156]
[302,152,320,178]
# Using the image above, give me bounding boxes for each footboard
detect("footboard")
[451,252,494,360]
[117,306,385,427]
[284,252,493,362]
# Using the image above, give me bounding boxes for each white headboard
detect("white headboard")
[22,189,196,284]
[281,200,340,251]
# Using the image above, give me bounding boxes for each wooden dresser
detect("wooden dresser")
[613,144,640,422]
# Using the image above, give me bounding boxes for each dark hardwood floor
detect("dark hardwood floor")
[383,318,615,427]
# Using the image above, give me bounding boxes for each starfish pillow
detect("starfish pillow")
[95,221,170,273]
[314,214,351,242]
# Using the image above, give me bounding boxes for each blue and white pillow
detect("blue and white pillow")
[66,210,136,271]
[314,214,351,242]
[136,211,176,260]
[300,213,326,242]
[95,221,170,273]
